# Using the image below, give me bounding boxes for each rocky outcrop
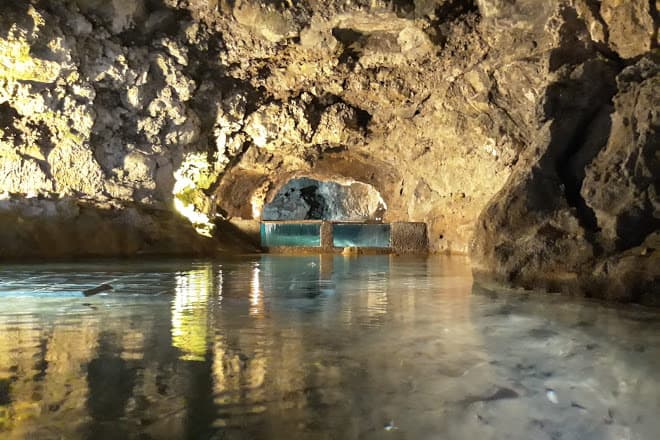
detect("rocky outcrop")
[0,197,231,258]
[470,9,659,304]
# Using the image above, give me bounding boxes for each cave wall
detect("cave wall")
[469,1,659,304]
[0,0,657,301]
[1,0,520,256]
[261,177,386,222]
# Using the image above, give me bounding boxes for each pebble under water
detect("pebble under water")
[0,255,658,440]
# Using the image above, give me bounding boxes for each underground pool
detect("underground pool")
[0,255,658,440]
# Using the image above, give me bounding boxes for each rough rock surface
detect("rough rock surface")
[470,1,659,304]
[261,177,385,221]
[0,0,657,302]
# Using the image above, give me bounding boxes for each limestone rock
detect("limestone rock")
[590,232,660,305]
[0,153,53,195]
[471,55,659,304]
[600,0,656,59]
[0,197,238,259]
[582,56,660,252]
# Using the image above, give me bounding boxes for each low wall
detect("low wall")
[261,221,428,255]
[391,222,428,254]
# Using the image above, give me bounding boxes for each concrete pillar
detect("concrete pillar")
[391,222,428,254]
[320,221,334,252]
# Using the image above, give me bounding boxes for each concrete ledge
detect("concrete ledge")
[265,246,391,255]
[391,222,428,254]
[260,220,428,255]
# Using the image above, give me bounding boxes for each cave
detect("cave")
[261,177,387,222]
[257,177,420,252]
[0,0,658,438]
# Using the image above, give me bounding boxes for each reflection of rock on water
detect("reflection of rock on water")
[171,265,215,361]
[1,256,657,439]
[0,312,100,438]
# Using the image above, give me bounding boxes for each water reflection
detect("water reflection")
[0,257,658,439]
[249,264,263,317]
[171,266,215,361]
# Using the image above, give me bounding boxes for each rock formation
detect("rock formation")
[470,1,659,304]
[0,1,657,302]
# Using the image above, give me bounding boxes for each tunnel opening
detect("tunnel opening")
[257,177,427,254]
[261,177,387,222]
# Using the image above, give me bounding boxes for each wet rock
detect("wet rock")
[582,57,660,253]
[383,420,399,431]
[461,386,520,405]
[83,283,113,297]
[571,402,587,410]
[0,198,242,259]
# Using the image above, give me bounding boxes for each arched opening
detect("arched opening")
[261,177,387,222]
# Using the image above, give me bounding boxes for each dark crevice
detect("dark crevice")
[615,209,660,251]
[413,93,432,117]
[555,104,613,235]
[304,94,339,133]
[0,378,11,406]
[538,7,627,246]
[320,145,348,155]
[337,44,361,67]
[424,0,479,45]
[0,103,21,141]
[549,7,601,71]
[355,107,373,131]
[332,28,364,67]
[391,0,416,17]
[542,44,621,253]
[433,0,478,19]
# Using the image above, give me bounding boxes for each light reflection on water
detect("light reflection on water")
[0,256,658,440]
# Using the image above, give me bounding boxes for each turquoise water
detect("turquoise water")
[0,255,659,440]
[260,223,321,247]
[332,223,391,248]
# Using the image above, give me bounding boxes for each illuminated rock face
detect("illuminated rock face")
[0,1,657,300]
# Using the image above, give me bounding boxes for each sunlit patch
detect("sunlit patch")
[250,180,270,220]
[0,7,61,84]
[251,196,263,219]
[171,266,213,361]
[173,197,214,237]
[249,265,263,317]
[172,153,219,237]
[262,177,387,222]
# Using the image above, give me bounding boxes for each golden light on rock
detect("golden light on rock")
[172,153,218,237]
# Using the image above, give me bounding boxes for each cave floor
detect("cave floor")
[0,255,658,439]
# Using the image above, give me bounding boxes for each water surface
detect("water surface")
[0,255,658,439]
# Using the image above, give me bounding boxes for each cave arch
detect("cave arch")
[261,177,387,222]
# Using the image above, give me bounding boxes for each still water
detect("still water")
[0,255,658,440]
